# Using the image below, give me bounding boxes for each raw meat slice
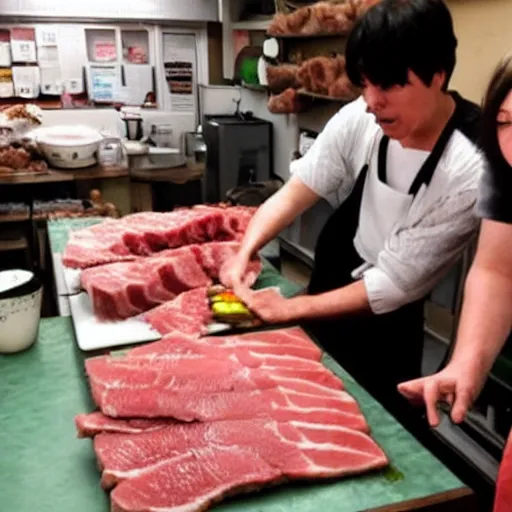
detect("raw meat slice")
[62,219,137,269]
[102,419,387,511]
[75,412,175,438]
[112,447,281,512]
[142,287,211,337]
[128,338,325,371]
[194,241,261,286]
[80,251,211,321]
[62,205,256,269]
[94,385,369,431]
[130,326,322,361]
[85,352,366,430]
[143,286,282,337]
[86,354,344,404]
[79,241,262,321]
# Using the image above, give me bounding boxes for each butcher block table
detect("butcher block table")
[0,315,477,512]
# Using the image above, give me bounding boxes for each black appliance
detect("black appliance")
[202,114,273,204]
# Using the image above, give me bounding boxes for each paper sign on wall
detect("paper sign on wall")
[36,26,58,47]
[0,30,11,67]
[38,45,61,96]
[11,27,36,62]
[163,33,196,113]
[0,68,14,98]
[90,65,120,102]
[12,66,40,98]
[95,42,116,62]
[58,26,85,94]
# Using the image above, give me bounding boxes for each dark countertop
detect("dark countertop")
[0,156,201,185]
[0,169,75,185]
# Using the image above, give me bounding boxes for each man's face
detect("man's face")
[362,70,445,142]
[497,90,512,166]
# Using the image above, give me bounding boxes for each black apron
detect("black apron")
[306,111,459,418]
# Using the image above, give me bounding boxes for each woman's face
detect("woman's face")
[497,90,512,165]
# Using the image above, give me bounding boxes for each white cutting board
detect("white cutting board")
[62,263,82,295]
[68,292,161,351]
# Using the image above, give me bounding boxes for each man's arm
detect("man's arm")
[236,274,372,325]
[236,176,321,261]
[290,280,372,318]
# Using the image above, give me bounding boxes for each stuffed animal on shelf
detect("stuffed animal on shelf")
[267,0,382,37]
[328,73,361,99]
[268,1,357,36]
[266,63,301,94]
[264,53,360,115]
[267,88,305,114]
[297,54,346,96]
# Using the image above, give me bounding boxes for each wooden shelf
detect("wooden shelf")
[0,170,74,185]
[242,83,268,92]
[0,212,30,223]
[0,237,28,252]
[130,165,202,184]
[67,165,129,181]
[233,18,272,31]
[0,165,131,185]
[297,89,356,103]
[0,93,90,110]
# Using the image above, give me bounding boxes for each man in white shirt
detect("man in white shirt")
[222,0,485,420]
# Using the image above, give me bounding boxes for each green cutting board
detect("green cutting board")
[0,318,465,512]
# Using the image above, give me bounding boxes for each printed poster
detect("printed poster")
[162,33,196,113]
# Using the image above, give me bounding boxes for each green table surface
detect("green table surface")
[0,317,468,512]
[23,217,469,511]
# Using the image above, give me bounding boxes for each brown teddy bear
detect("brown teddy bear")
[268,1,357,36]
[297,54,346,95]
[267,0,383,37]
[328,73,361,99]
[266,64,302,94]
[267,88,305,114]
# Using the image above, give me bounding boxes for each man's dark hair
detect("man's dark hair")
[480,53,512,172]
[346,0,457,90]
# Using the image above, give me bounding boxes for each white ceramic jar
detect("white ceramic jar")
[0,269,42,354]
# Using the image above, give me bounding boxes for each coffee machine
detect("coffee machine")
[120,109,149,155]
[122,114,144,141]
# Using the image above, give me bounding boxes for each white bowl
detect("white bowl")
[0,270,42,354]
[37,140,99,168]
[32,125,103,169]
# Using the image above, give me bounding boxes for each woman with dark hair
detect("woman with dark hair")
[222,0,486,421]
[398,52,512,512]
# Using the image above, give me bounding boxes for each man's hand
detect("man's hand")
[219,253,251,289]
[233,285,303,324]
[397,360,488,427]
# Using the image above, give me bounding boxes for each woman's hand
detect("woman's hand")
[397,359,488,427]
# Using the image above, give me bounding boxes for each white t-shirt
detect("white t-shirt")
[386,140,429,192]
[290,96,485,314]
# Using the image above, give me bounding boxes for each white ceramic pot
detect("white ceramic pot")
[38,140,99,168]
[0,270,42,354]
[32,125,103,169]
